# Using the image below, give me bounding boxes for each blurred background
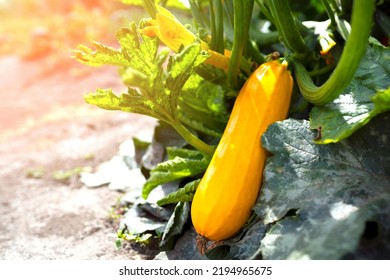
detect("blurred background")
[0,0,149,140]
[0,0,160,260]
[0,0,145,59]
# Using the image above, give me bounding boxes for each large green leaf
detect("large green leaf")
[159,202,190,250]
[116,24,160,75]
[142,148,209,199]
[310,40,390,143]
[75,24,209,127]
[253,115,390,259]
[154,228,207,260]
[219,217,267,260]
[163,44,209,118]
[178,76,230,137]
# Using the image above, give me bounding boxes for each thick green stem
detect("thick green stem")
[223,0,234,29]
[171,120,215,156]
[255,0,273,24]
[294,0,375,105]
[227,0,254,89]
[321,0,337,27]
[209,0,225,53]
[246,39,266,65]
[189,0,209,29]
[328,0,342,14]
[268,0,308,54]
[250,29,279,47]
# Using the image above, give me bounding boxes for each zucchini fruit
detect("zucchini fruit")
[191,60,293,244]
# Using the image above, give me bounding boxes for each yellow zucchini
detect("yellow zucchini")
[191,60,293,242]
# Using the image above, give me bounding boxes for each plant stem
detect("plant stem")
[246,40,266,65]
[328,0,341,14]
[223,0,234,29]
[321,0,337,27]
[294,0,375,105]
[255,0,273,24]
[227,0,254,89]
[189,0,209,29]
[171,120,216,156]
[267,0,308,54]
[308,64,335,77]
[209,0,225,53]
[250,29,280,46]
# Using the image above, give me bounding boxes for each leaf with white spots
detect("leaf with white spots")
[253,115,390,259]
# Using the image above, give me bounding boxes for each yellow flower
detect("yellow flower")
[140,6,230,71]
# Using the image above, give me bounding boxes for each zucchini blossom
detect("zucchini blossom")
[141,6,230,71]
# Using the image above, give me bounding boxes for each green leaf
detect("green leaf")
[116,25,160,76]
[177,113,223,138]
[164,44,209,117]
[225,218,266,260]
[74,21,216,154]
[372,87,390,113]
[310,41,390,143]
[253,116,390,259]
[157,179,200,206]
[76,25,205,120]
[154,228,207,260]
[166,147,207,160]
[142,148,209,199]
[73,41,129,67]
[178,76,229,137]
[84,88,161,120]
[159,202,190,250]
[182,75,229,116]
[118,204,166,236]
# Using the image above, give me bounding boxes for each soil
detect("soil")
[0,55,159,259]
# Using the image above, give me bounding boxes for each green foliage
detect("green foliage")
[253,117,390,259]
[117,229,154,245]
[74,22,223,154]
[310,40,390,143]
[142,148,209,199]
[157,179,200,206]
[75,26,209,123]
[179,76,230,137]
[163,115,390,260]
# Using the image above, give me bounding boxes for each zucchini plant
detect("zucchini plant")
[74,0,390,259]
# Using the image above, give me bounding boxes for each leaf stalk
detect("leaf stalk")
[171,120,216,156]
[294,0,376,105]
[267,0,308,54]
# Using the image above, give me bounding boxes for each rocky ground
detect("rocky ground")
[0,55,159,259]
